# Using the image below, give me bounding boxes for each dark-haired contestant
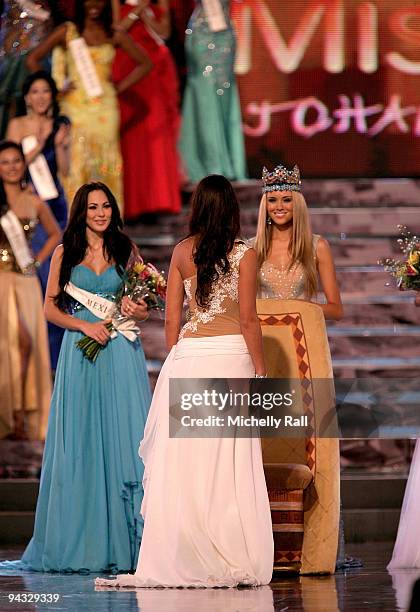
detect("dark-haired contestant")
[7,70,70,368]
[0,141,60,440]
[0,182,151,572]
[96,175,273,588]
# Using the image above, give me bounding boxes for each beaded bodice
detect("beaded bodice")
[179,241,249,339]
[0,216,37,274]
[258,235,320,300]
[186,0,234,93]
[0,0,52,61]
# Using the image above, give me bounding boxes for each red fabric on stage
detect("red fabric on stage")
[112,5,181,218]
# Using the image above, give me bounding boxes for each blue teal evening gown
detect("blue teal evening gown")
[179,0,247,182]
[1,265,151,573]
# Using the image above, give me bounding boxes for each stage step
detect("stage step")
[0,475,407,544]
[0,512,35,544]
[342,509,401,543]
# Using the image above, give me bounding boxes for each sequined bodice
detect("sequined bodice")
[0,216,37,274]
[179,241,249,339]
[258,235,320,300]
[186,0,235,93]
[0,0,52,61]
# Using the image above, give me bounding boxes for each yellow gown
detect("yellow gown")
[52,22,123,210]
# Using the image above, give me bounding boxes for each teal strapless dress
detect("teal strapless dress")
[1,265,151,573]
[180,0,247,182]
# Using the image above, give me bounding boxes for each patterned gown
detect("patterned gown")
[52,22,123,209]
[180,0,247,182]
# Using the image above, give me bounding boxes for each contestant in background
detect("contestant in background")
[96,174,273,589]
[0,182,151,572]
[179,0,247,183]
[254,164,343,574]
[112,0,181,221]
[26,0,152,210]
[0,141,60,440]
[7,71,70,368]
[0,0,56,138]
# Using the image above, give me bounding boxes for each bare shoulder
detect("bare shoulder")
[239,245,257,269]
[51,244,64,263]
[7,116,23,135]
[28,191,44,211]
[173,237,194,260]
[315,235,332,258]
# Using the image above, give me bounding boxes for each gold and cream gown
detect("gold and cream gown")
[258,235,320,300]
[256,234,341,575]
[96,241,274,588]
[0,217,51,439]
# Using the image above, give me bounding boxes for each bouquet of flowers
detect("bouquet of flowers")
[77,258,166,362]
[379,225,420,290]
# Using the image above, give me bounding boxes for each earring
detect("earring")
[266,217,272,225]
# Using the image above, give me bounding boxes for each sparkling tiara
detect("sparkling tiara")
[262,164,302,193]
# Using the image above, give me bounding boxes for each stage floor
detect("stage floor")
[0,543,417,611]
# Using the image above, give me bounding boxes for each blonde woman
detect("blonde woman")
[253,164,343,575]
[254,164,342,317]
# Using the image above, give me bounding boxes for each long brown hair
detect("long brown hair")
[254,191,317,299]
[188,175,241,308]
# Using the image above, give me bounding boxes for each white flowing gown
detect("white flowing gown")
[388,440,420,568]
[96,242,274,588]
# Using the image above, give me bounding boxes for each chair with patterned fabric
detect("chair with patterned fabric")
[257,299,340,575]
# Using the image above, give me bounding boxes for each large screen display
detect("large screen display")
[232,1,420,177]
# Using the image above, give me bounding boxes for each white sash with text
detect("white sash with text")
[22,135,59,201]
[65,281,140,342]
[0,210,34,273]
[68,37,104,98]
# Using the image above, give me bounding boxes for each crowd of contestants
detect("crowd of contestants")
[0,0,246,218]
[2,0,420,593]
[0,0,247,435]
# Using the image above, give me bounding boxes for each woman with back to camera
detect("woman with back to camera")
[26,0,152,209]
[7,70,70,368]
[0,181,151,573]
[0,140,61,440]
[96,174,273,588]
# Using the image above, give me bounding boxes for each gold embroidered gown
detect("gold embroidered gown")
[96,241,274,588]
[52,23,123,209]
[256,234,340,575]
[0,217,51,439]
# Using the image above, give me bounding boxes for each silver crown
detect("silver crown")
[262,164,302,193]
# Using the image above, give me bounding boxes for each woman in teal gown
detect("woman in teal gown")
[179,0,247,182]
[0,182,151,573]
